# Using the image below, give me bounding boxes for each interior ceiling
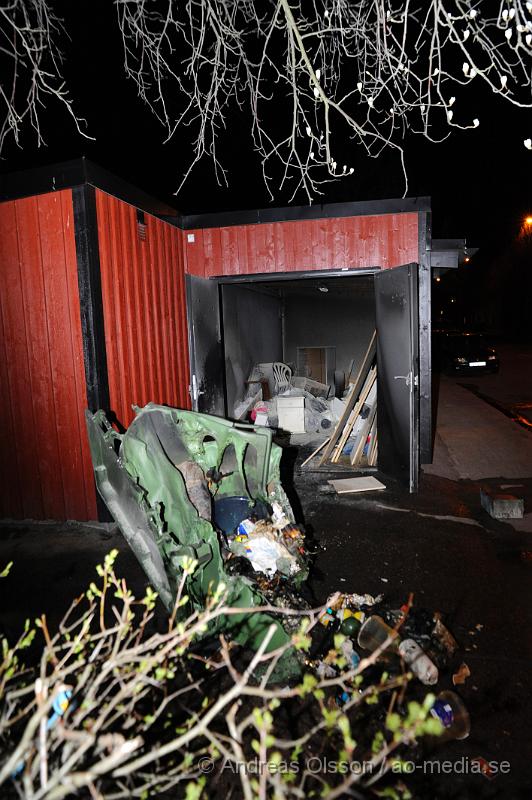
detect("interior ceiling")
[246,274,375,299]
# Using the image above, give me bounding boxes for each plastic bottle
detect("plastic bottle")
[430,691,470,741]
[357,615,398,652]
[398,638,439,685]
[340,615,362,638]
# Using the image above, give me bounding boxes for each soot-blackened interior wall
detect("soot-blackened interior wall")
[282,277,376,390]
[221,284,283,414]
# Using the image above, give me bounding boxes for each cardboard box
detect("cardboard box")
[277,396,305,433]
[291,376,330,398]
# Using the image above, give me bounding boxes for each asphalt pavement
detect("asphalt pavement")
[292,348,532,798]
[455,343,532,428]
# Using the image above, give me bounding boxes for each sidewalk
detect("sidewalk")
[424,377,532,481]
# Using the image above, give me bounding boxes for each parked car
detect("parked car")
[434,332,499,374]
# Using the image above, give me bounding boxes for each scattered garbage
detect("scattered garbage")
[432,615,459,660]
[480,487,524,519]
[328,476,386,494]
[227,517,308,580]
[452,662,471,685]
[471,756,497,780]
[87,403,473,768]
[430,691,471,741]
[86,403,312,672]
[291,375,330,398]
[398,638,439,685]
[304,588,471,747]
[358,614,398,652]
[232,361,353,438]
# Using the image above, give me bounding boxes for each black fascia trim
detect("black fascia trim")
[214,267,381,284]
[0,157,181,222]
[0,156,430,231]
[432,237,465,251]
[0,158,87,201]
[73,184,110,414]
[183,196,431,230]
[83,160,181,220]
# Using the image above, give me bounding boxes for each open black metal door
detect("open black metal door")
[185,275,225,415]
[375,263,419,492]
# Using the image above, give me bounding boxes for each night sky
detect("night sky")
[1,1,531,252]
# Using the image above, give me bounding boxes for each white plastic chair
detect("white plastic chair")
[272,362,292,394]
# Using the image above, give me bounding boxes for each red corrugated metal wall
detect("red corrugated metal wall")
[96,190,190,428]
[183,213,419,277]
[0,191,97,520]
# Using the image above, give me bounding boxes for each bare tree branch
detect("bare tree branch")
[0,0,91,152]
[116,0,532,200]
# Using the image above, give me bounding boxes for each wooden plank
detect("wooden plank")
[328,476,386,494]
[300,437,330,467]
[330,404,360,462]
[364,417,377,467]
[332,367,375,461]
[318,330,376,465]
[318,382,357,465]
[348,329,376,387]
[369,430,379,466]
[367,417,378,465]
[331,367,376,463]
[350,403,377,466]
[349,390,377,467]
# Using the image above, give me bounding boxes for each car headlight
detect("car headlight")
[488,355,497,361]
[454,357,467,364]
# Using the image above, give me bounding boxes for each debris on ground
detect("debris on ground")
[480,486,524,519]
[312,330,378,469]
[328,476,386,494]
[452,662,471,685]
[233,361,338,434]
[86,403,314,671]
[304,589,471,743]
[86,403,472,759]
[471,756,497,780]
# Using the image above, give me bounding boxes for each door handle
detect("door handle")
[394,373,419,389]
[394,373,411,387]
[190,374,205,403]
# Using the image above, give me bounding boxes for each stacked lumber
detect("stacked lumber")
[301,331,378,469]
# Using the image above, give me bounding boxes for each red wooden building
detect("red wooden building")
[0,159,432,520]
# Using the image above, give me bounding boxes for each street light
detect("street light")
[521,215,532,238]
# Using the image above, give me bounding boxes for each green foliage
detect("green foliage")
[0,553,443,799]
[0,562,13,579]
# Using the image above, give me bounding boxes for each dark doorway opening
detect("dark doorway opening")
[186,266,420,491]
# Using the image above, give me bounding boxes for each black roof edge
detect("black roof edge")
[0,157,182,221]
[432,238,466,250]
[183,195,431,229]
[0,157,430,229]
